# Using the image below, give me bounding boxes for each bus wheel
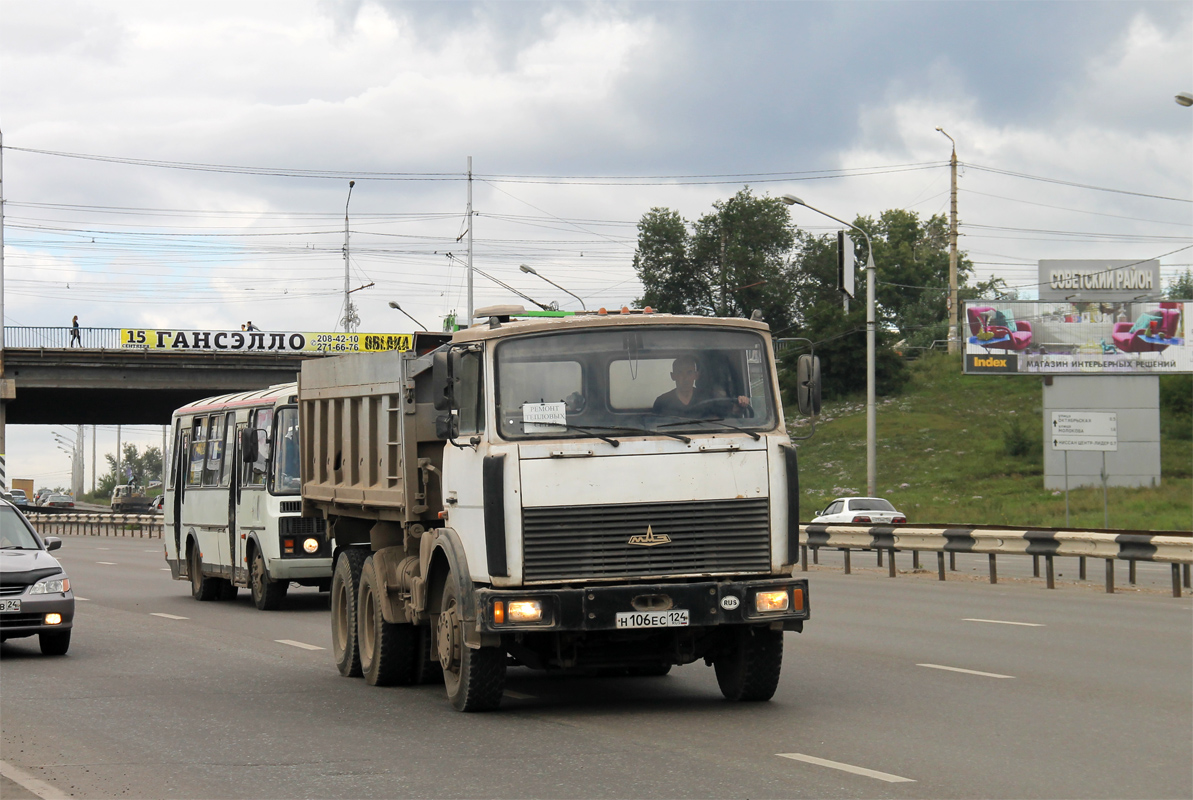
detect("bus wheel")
[331,548,368,677]
[714,626,783,702]
[249,548,288,611]
[357,556,419,686]
[436,576,505,712]
[189,542,219,602]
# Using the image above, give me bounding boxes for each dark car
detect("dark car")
[0,500,75,654]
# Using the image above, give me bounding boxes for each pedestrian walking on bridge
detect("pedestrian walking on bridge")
[69,315,81,347]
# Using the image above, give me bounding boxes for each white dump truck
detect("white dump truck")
[299,307,819,711]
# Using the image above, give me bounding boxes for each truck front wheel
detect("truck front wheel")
[436,578,505,712]
[714,626,784,702]
[331,548,368,677]
[358,556,420,686]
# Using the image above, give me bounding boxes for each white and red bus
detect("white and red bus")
[163,383,331,610]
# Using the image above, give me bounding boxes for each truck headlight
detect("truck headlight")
[30,576,70,595]
[302,538,319,554]
[754,589,789,613]
[508,600,543,623]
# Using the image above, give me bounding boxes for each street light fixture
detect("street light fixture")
[1176,92,1193,107]
[519,264,587,310]
[388,301,427,331]
[781,194,879,497]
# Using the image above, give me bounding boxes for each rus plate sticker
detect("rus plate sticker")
[523,402,567,432]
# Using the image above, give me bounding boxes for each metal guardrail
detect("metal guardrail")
[4,326,124,349]
[800,523,1193,597]
[27,512,163,539]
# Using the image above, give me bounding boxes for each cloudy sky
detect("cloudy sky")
[2,0,1191,489]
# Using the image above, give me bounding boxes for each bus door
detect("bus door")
[170,420,188,563]
[236,408,272,580]
[217,411,240,585]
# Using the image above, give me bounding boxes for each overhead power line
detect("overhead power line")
[962,162,1192,203]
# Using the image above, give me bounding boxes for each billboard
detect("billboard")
[120,329,412,354]
[963,300,1190,375]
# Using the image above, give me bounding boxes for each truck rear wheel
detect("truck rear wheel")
[250,548,288,611]
[714,626,783,702]
[189,542,219,602]
[358,556,420,686]
[436,578,505,712]
[331,548,368,677]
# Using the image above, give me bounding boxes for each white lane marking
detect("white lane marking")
[74,597,90,601]
[160,568,171,571]
[97,547,111,550]
[150,612,189,620]
[0,758,71,800]
[777,753,915,783]
[918,663,1014,679]
[275,639,324,651]
[504,690,534,700]
[96,561,117,565]
[963,618,1044,627]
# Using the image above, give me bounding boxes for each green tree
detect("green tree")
[100,444,162,495]
[1166,268,1193,300]
[633,188,798,330]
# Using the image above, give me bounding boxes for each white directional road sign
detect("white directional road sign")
[1051,411,1117,451]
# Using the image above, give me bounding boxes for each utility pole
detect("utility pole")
[341,180,356,333]
[938,127,960,353]
[91,425,96,493]
[0,126,7,491]
[465,156,474,327]
[719,229,727,316]
[116,425,122,489]
[74,425,84,498]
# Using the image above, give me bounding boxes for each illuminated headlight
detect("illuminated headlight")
[754,590,789,613]
[45,613,63,625]
[30,576,70,595]
[490,599,545,624]
[302,538,319,554]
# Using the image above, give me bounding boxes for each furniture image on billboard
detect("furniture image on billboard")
[1112,308,1182,353]
[966,306,1034,351]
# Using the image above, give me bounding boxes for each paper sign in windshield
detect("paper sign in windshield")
[523,402,567,432]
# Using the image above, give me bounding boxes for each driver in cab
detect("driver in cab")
[652,355,749,417]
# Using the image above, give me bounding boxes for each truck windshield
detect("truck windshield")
[495,326,776,441]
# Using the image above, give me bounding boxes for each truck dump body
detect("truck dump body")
[300,311,813,711]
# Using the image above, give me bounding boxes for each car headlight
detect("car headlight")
[30,575,70,595]
[754,589,789,613]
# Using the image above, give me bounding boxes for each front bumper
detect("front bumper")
[475,577,809,634]
[0,592,75,639]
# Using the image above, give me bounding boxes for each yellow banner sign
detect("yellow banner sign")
[120,329,412,354]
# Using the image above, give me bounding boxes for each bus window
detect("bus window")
[187,417,206,486]
[272,407,300,494]
[219,411,236,487]
[203,414,225,487]
[244,408,273,487]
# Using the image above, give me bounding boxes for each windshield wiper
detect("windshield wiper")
[589,425,691,444]
[657,417,761,441]
[521,422,690,445]
[527,423,621,447]
[0,545,34,550]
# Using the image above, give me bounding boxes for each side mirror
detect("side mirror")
[796,354,822,417]
[239,428,259,464]
[431,350,454,411]
[44,536,62,552]
[435,413,458,441]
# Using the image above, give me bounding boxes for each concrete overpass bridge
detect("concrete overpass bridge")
[0,325,360,454]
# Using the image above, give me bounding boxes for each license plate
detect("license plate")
[0,599,21,613]
[615,609,689,629]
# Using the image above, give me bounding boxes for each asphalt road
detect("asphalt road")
[2,535,1190,799]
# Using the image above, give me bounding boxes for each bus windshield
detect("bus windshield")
[272,407,300,495]
[495,326,776,441]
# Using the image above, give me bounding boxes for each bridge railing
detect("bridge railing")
[4,327,124,349]
[27,512,163,539]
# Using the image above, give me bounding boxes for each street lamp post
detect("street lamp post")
[387,301,427,331]
[781,194,878,497]
[936,127,960,354]
[519,264,586,310]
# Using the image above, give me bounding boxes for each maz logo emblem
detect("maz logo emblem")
[627,525,671,547]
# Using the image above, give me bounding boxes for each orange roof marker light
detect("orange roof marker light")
[620,306,630,314]
[643,307,654,314]
[597,307,608,316]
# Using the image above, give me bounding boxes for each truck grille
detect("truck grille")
[522,497,770,582]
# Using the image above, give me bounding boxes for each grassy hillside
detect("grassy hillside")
[788,352,1192,532]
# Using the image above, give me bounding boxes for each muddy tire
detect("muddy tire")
[358,556,420,686]
[714,626,783,702]
[189,542,219,602]
[437,577,505,712]
[250,548,288,611]
[331,548,368,678]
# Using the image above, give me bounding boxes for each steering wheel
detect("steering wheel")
[688,397,754,419]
